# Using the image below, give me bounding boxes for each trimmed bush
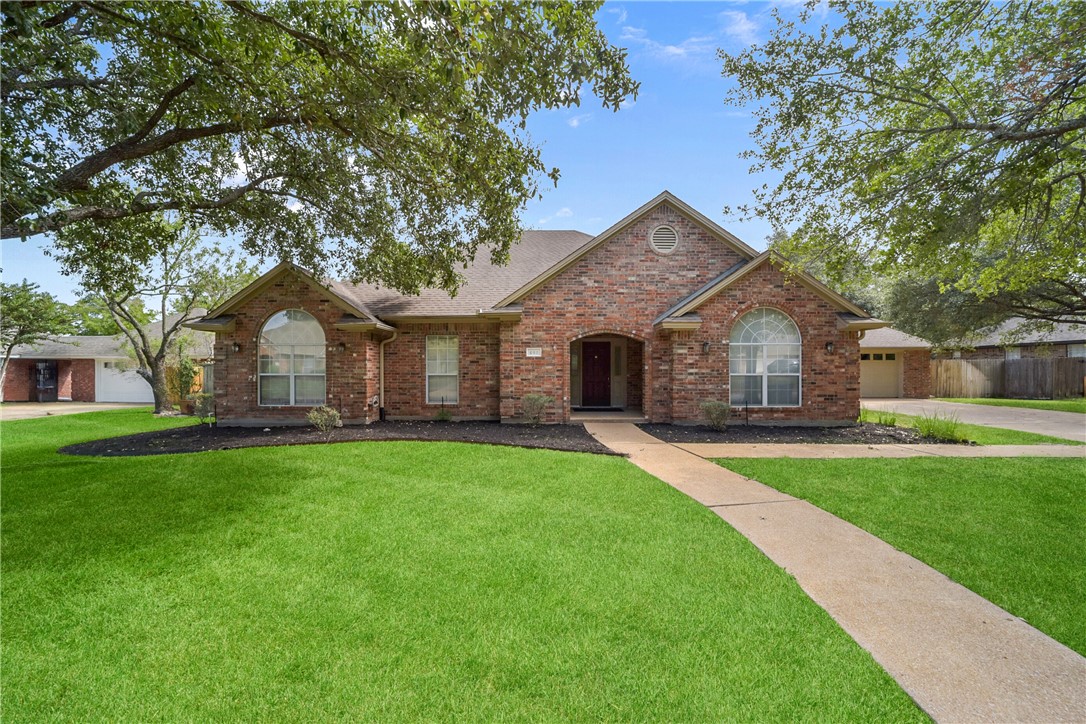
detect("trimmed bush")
[434,407,453,422]
[307,405,342,434]
[192,393,215,425]
[700,401,731,431]
[912,412,965,441]
[521,394,554,426]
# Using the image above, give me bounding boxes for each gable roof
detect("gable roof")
[494,191,760,308]
[653,250,875,323]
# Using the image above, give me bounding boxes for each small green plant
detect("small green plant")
[521,394,554,426]
[307,405,342,434]
[911,412,965,442]
[434,407,453,422]
[192,393,215,426]
[700,400,731,431]
[872,410,898,427]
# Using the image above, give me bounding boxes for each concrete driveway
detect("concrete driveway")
[862,398,1086,443]
[0,402,147,421]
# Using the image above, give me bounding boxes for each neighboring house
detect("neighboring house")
[859,327,932,399]
[187,191,887,426]
[933,318,1086,360]
[2,312,213,403]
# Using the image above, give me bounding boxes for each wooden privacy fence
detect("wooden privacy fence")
[931,358,1086,399]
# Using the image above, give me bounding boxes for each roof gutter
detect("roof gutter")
[378,329,398,418]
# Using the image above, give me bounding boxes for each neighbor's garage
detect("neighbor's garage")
[95,359,154,403]
[859,327,933,399]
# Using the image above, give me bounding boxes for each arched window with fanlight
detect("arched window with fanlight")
[258,310,326,406]
[729,308,802,407]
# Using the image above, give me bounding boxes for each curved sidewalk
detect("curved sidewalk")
[585,423,1086,723]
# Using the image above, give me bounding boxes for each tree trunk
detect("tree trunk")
[142,359,174,414]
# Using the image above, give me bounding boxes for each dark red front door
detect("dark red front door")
[581,342,611,407]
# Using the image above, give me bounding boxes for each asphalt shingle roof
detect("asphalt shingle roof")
[859,327,932,349]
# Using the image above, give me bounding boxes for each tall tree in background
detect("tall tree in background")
[0,280,72,398]
[54,215,258,413]
[721,1,1085,323]
[1,1,636,294]
[67,295,154,336]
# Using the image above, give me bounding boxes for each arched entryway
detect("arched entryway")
[569,332,645,415]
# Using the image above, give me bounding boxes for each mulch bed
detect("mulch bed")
[637,422,967,445]
[60,420,619,458]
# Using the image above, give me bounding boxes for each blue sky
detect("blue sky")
[1,1,816,303]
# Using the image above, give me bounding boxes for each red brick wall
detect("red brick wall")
[383,322,500,419]
[668,263,860,424]
[57,360,73,400]
[2,359,34,401]
[501,202,746,422]
[935,343,1070,360]
[214,270,381,425]
[902,350,930,398]
[498,203,858,424]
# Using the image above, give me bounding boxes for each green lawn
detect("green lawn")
[1,410,923,721]
[858,408,1082,445]
[717,457,1086,656]
[937,397,1086,414]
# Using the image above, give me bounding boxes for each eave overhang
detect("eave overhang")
[333,316,397,333]
[183,315,237,333]
[656,314,703,331]
[478,306,523,322]
[836,313,890,332]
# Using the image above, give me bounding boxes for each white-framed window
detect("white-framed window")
[258,309,326,406]
[1068,343,1085,358]
[1005,346,1021,360]
[426,335,459,405]
[729,308,802,407]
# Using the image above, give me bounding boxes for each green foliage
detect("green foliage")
[2,1,637,294]
[859,408,1080,445]
[867,410,898,427]
[306,405,342,434]
[66,295,154,336]
[192,393,215,425]
[722,2,1086,323]
[173,356,198,403]
[699,400,731,431]
[938,398,1086,415]
[434,407,453,423]
[909,412,965,442]
[521,393,554,426]
[1,411,923,721]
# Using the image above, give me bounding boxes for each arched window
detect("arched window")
[258,310,326,406]
[729,308,801,407]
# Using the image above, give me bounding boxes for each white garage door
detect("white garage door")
[860,351,901,398]
[95,360,154,403]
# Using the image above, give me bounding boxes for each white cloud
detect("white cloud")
[620,98,636,110]
[555,207,573,218]
[619,25,719,71]
[606,5,628,24]
[718,10,758,46]
[567,113,592,128]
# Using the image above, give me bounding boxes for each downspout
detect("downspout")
[378,330,398,421]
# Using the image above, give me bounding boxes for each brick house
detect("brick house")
[932,318,1086,361]
[188,192,887,426]
[858,327,932,399]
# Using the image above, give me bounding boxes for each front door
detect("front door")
[32,360,58,402]
[581,341,611,407]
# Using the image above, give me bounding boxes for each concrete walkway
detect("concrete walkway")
[863,398,1086,443]
[585,422,1086,723]
[0,402,146,421]
[674,442,1085,459]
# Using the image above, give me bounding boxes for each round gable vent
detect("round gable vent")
[650,225,679,254]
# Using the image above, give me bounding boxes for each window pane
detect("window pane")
[767,375,800,406]
[729,345,763,374]
[260,375,291,405]
[294,375,326,405]
[886,353,896,361]
[259,344,291,374]
[730,375,763,406]
[293,347,326,374]
[427,374,458,404]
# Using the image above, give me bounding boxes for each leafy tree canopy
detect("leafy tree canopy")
[722,1,1086,322]
[67,294,154,336]
[2,1,637,293]
[0,280,73,388]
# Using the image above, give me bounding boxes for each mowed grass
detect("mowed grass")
[858,408,1082,445]
[937,397,1086,415]
[717,457,1086,655]
[1,411,923,721]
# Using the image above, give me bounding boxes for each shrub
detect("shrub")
[700,400,731,431]
[192,393,215,426]
[434,407,453,422]
[521,394,554,426]
[874,410,898,427]
[307,405,342,434]
[912,412,965,442]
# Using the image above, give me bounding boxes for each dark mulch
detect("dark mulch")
[638,422,968,445]
[60,420,619,458]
